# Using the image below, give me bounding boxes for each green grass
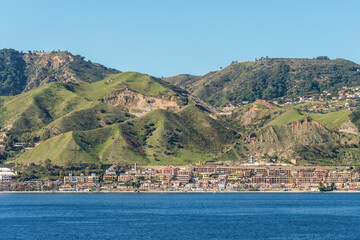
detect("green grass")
[267,108,304,126]
[0,71,187,139]
[265,106,351,130]
[0,83,93,137]
[308,109,351,130]
[12,132,95,164]
[82,72,176,100]
[14,105,235,166]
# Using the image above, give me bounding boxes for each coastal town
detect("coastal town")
[1,158,360,192]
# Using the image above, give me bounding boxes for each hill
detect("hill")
[1,71,229,165]
[0,71,189,138]
[0,48,119,96]
[217,101,360,165]
[1,51,360,167]
[4,81,360,166]
[165,57,360,106]
[12,105,237,165]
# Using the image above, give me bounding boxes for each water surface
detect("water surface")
[0,193,359,239]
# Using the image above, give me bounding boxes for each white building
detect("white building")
[0,168,16,182]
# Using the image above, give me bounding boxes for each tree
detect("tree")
[85,167,91,176]
[316,56,330,60]
[44,159,52,170]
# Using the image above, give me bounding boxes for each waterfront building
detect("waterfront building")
[0,168,15,182]
[64,173,99,184]
[162,167,179,176]
[177,169,191,183]
[118,174,136,182]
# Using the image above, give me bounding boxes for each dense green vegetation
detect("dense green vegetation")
[14,160,129,182]
[0,48,119,96]
[0,49,27,95]
[165,58,360,106]
[69,54,119,83]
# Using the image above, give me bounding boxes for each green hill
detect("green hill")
[0,48,119,96]
[2,50,360,167]
[12,105,237,165]
[217,101,360,165]
[165,58,360,106]
[13,125,147,165]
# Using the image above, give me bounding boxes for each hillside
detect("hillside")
[165,57,360,106]
[1,70,233,165]
[0,72,189,136]
[1,51,360,166]
[12,105,237,165]
[4,80,360,166]
[217,101,360,165]
[0,48,119,96]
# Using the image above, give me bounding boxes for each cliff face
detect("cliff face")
[0,49,120,96]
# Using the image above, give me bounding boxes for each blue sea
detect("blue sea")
[0,193,360,239]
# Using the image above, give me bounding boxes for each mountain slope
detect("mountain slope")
[0,48,119,96]
[217,102,360,165]
[165,58,360,106]
[13,105,237,165]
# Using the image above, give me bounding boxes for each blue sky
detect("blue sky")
[1,0,359,77]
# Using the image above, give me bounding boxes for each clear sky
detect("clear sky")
[1,0,359,77]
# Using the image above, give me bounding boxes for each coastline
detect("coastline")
[1,190,360,193]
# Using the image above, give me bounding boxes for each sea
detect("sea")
[0,193,359,240]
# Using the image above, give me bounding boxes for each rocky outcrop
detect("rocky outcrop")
[337,121,359,135]
[240,100,277,125]
[287,117,331,144]
[102,88,180,117]
[246,117,337,159]
[0,49,120,95]
[23,52,78,91]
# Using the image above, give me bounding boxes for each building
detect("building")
[103,168,118,182]
[0,168,16,182]
[177,169,191,183]
[118,174,136,182]
[162,167,179,176]
[64,173,99,184]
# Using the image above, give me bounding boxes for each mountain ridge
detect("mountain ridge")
[165,57,360,107]
[0,48,120,96]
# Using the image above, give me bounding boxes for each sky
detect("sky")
[1,0,359,77]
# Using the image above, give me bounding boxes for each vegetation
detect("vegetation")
[165,58,360,106]
[2,50,360,167]
[14,160,130,182]
[319,182,335,192]
[0,48,120,96]
[0,49,27,95]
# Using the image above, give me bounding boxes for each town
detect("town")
[1,159,360,192]
[220,85,360,115]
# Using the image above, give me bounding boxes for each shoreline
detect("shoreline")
[1,190,360,194]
